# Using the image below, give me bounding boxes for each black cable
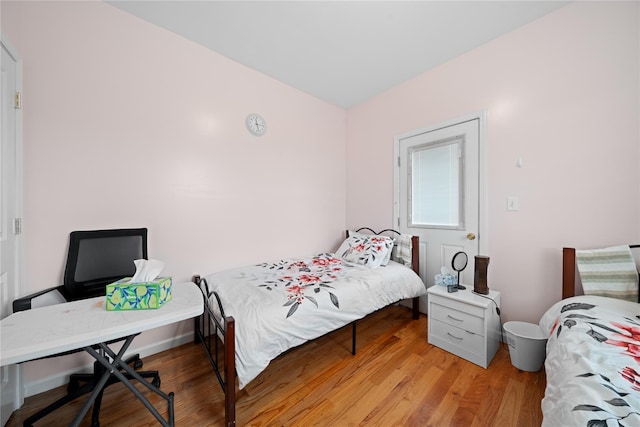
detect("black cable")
[472,290,506,347]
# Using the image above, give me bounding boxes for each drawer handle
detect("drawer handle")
[447,332,463,341]
[447,314,464,322]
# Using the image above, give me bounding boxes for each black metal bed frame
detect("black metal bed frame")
[192,228,422,427]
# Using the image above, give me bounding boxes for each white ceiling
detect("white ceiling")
[106,1,569,108]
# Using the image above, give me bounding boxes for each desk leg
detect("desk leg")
[68,337,135,427]
[74,335,174,427]
[95,341,175,426]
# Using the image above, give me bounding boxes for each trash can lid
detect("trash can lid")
[504,321,546,340]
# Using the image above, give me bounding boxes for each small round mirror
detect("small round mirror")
[451,251,468,290]
[452,251,468,272]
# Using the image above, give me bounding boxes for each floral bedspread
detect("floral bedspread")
[540,295,640,426]
[203,254,426,389]
[254,253,347,318]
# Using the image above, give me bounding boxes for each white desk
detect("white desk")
[1,281,204,426]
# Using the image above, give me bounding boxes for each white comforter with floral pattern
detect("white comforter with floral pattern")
[203,253,426,389]
[539,295,640,427]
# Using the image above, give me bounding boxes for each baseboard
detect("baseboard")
[23,332,194,398]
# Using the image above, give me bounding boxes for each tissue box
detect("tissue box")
[435,274,457,287]
[106,277,172,311]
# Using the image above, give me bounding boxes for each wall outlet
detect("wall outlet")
[507,196,519,211]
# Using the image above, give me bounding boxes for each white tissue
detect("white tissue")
[131,259,165,283]
[440,266,451,275]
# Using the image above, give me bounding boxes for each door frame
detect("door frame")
[1,34,24,422]
[393,111,489,263]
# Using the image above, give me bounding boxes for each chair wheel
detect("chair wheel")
[152,378,161,388]
[133,360,143,370]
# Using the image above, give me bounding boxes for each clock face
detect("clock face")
[246,114,267,136]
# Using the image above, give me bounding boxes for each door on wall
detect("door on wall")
[394,114,485,309]
[1,37,23,425]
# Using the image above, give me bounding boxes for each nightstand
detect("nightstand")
[427,285,501,368]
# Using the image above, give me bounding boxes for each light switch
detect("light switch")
[507,196,519,211]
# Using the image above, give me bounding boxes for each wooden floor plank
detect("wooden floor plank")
[5,305,546,426]
[361,357,438,427]
[493,377,526,426]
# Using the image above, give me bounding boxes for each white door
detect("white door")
[394,113,486,309]
[1,37,23,425]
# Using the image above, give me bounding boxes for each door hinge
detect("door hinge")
[397,156,401,167]
[397,217,400,227]
[14,218,22,235]
[14,92,22,109]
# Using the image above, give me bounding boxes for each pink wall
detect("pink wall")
[2,0,346,386]
[346,1,640,323]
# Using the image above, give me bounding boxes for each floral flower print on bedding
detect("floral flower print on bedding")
[607,321,640,364]
[621,366,640,392]
[255,253,346,318]
[553,302,640,426]
[335,235,394,268]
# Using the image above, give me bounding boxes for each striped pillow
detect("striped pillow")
[576,245,639,302]
[395,234,413,268]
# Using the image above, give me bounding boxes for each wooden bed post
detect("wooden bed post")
[225,317,236,427]
[562,247,576,299]
[411,235,420,319]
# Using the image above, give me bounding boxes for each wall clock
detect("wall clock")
[245,113,267,136]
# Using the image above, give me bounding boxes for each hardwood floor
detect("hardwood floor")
[6,306,546,426]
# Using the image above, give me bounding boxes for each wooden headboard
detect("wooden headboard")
[562,245,640,299]
[562,247,578,299]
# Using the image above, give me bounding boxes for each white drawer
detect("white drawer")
[429,294,485,318]
[429,318,484,356]
[430,301,484,336]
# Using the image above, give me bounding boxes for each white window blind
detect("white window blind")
[409,136,464,229]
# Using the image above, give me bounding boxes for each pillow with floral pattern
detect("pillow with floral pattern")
[348,230,396,266]
[335,234,394,268]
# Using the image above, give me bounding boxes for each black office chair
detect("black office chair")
[13,228,160,427]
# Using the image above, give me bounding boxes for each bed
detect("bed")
[192,228,426,427]
[539,245,640,426]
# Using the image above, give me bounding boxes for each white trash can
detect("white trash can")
[503,321,547,372]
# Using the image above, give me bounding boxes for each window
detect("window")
[409,136,464,229]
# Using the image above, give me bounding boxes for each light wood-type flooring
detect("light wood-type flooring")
[6,305,546,426]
